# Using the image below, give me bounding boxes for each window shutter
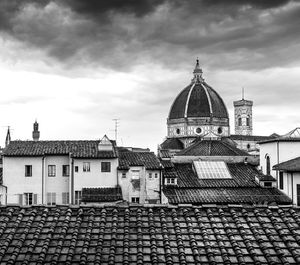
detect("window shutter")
[33,194,38,204]
[18,194,23,205]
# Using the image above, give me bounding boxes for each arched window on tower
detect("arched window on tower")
[246,117,250,126]
[238,117,242,126]
[265,155,271,175]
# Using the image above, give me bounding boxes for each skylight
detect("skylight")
[193,161,232,179]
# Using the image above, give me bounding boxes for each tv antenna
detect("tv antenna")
[112,119,120,144]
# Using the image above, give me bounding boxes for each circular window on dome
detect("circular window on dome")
[217,127,223,134]
[176,128,180,135]
[195,127,202,134]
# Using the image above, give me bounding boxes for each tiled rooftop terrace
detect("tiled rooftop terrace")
[0,205,299,264]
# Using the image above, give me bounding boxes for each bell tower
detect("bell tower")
[234,89,253,135]
[32,120,40,141]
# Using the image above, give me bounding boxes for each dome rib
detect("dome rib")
[184,83,196,118]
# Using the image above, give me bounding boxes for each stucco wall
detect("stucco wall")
[280,172,300,205]
[73,158,118,191]
[118,167,160,203]
[3,156,43,204]
[260,141,300,177]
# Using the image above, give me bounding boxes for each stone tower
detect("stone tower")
[32,121,40,141]
[234,95,253,135]
[5,127,11,147]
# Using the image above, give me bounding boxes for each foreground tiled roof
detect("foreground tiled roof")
[3,140,117,158]
[164,187,291,204]
[82,186,123,202]
[160,138,184,150]
[0,205,299,264]
[118,151,161,170]
[273,156,300,172]
[176,139,249,156]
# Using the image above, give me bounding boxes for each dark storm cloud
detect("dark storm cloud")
[0,0,298,71]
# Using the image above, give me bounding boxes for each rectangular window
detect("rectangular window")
[75,190,82,205]
[24,193,33,205]
[48,165,56,177]
[132,170,140,180]
[75,166,79,172]
[171,178,175,184]
[25,165,32,177]
[149,173,152,179]
[122,172,126,178]
[83,162,90,172]
[131,197,140,203]
[264,182,272,187]
[154,173,158,178]
[47,192,56,205]
[62,192,69,204]
[62,165,70,176]
[101,162,111,172]
[279,172,284,189]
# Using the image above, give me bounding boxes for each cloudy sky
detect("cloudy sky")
[0,0,300,151]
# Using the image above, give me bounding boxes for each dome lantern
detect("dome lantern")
[191,58,204,83]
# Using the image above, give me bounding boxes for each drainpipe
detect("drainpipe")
[70,154,74,204]
[42,155,45,204]
[276,141,280,186]
[291,172,294,205]
[159,169,162,204]
[2,185,7,205]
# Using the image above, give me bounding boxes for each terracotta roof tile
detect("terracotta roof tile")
[118,151,161,170]
[273,156,300,172]
[160,138,184,150]
[81,187,122,203]
[4,140,117,158]
[163,187,292,204]
[176,139,249,156]
[164,163,260,188]
[0,205,299,264]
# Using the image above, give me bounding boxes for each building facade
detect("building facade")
[260,128,300,205]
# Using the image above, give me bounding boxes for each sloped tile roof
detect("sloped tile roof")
[159,149,171,158]
[164,187,291,204]
[0,205,298,264]
[162,162,290,204]
[160,138,184,150]
[3,140,117,158]
[82,186,122,202]
[164,163,259,188]
[256,174,276,181]
[176,139,249,156]
[230,134,277,141]
[118,151,161,170]
[273,156,300,172]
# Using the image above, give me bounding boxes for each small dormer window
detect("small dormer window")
[98,135,113,151]
[165,177,177,185]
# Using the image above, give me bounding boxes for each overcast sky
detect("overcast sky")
[0,0,300,151]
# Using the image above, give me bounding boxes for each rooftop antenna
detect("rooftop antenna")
[112,118,120,144]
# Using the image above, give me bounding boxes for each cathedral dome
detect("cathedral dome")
[168,61,228,120]
[167,60,230,141]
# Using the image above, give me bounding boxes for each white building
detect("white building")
[3,135,120,205]
[117,149,161,204]
[260,127,300,205]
